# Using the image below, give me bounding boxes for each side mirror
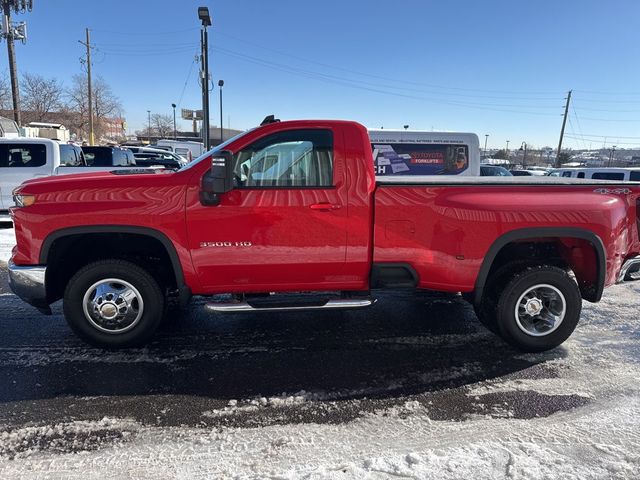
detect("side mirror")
[200,150,234,206]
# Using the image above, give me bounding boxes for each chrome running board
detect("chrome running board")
[617,256,640,283]
[205,298,375,313]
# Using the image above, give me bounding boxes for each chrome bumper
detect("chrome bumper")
[7,261,51,315]
[617,256,640,283]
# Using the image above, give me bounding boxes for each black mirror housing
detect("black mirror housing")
[200,150,234,206]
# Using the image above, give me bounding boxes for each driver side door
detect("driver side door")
[186,127,351,292]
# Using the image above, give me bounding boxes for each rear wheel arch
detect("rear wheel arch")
[473,227,606,306]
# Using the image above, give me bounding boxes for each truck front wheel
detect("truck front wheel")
[63,260,165,348]
[494,266,582,352]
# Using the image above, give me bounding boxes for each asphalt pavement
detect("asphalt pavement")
[0,263,585,431]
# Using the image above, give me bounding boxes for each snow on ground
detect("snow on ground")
[0,226,15,264]
[0,223,638,478]
[1,282,639,478]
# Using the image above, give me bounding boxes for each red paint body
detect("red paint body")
[10,120,640,298]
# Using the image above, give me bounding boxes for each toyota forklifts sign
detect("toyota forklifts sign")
[373,143,469,175]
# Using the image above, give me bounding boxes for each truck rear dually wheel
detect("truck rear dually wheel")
[63,260,165,348]
[495,266,581,352]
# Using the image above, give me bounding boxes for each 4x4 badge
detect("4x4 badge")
[593,188,631,195]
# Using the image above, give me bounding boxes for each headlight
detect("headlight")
[12,189,36,208]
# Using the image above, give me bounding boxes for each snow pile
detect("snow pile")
[0,417,139,460]
[0,227,15,264]
[203,390,328,417]
[1,396,638,478]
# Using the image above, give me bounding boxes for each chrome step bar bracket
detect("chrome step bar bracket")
[617,255,640,283]
[205,298,375,313]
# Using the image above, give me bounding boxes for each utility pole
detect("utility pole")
[218,79,224,143]
[1,0,32,125]
[79,28,95,145]
[484,134,489,157]
[608,146,616,167]
[555,89,572,168]
[198,7,212,150]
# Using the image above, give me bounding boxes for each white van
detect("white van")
[0,138,136,221]
[154,139,205,162]
[548,167,640,181]
[368,130,480,178]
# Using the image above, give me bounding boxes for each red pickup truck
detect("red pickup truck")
[8,119,640,352]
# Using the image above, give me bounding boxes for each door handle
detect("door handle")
[310,203,341,211]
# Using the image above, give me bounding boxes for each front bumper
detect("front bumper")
[8,261,51,315]
[617,255,640,283]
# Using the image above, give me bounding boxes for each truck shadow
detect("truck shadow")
[1,291,566,409]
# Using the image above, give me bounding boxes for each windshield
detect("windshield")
[177,129,254,172]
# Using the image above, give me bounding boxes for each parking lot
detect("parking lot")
[0,226,639,478]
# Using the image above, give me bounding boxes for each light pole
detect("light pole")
[484,134,489,158]
[506,140,510,160]
[198,6,212,150]
[171,103,177,140]
[519,142,528,168]
[147,110,151,142]
[218,79,224,143]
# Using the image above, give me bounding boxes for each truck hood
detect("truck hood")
[18,169,175,193]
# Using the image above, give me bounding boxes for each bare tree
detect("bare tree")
[0,74,11,111]
[151,113,173,138]
[20,72,64,123]
[65,74,123,141]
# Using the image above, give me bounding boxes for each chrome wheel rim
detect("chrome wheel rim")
[514,284,566,337]
[82,278,144,334]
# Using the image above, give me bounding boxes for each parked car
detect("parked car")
[8,119,640,354]
[510,169,547,177]
[548,167,640,181]
[480,164,513,176]
[153,139,205,162]
[81,146,136,167]
[0,139,134,222]
[126,147,186,169]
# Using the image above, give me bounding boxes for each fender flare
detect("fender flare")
[473,227,606,305]
[40,225,186,286]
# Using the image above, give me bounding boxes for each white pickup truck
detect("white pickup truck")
[0,138,136,221]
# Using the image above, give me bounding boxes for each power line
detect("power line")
[211,45,562,116]
[565,135,640,146]
[215,29,563,98]
[91,27,198,36]
[177,53,198,107]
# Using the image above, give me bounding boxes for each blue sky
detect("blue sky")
[3,0,640,149]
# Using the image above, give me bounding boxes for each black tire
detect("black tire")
[475,261,533,334]
[63,260,166,348]
[494,266,581,352]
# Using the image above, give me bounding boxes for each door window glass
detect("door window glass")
[59,144,83,166]
[0,144,47,168]
[233,129,333,187]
